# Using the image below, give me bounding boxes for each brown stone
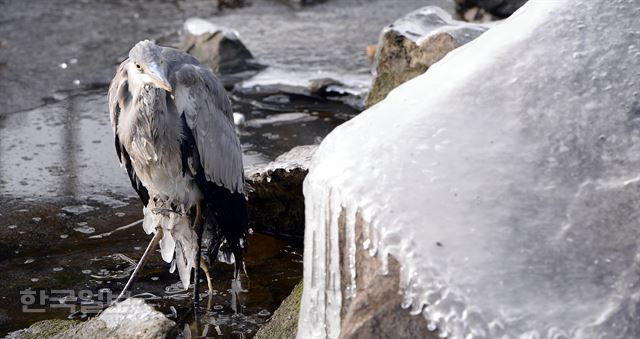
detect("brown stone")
[337,212,439,339]
[365,7,487,108]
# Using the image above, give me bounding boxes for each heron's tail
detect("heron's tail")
[200,184,249,277]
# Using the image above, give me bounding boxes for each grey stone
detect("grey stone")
[365,6,488,107]
[246,145,317,240]
[456,0,528,19]
[179,18,262,75]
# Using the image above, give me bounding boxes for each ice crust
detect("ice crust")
[99,298,167,329]
[298,1,640,338]
[386,6,490,47]
[183,17,241,40]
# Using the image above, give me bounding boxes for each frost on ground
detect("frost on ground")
[298,0,640,339]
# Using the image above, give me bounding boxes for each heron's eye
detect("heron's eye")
[135,63,142,71]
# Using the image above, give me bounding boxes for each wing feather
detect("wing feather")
[172,64,245,195]
[108,60,129,134]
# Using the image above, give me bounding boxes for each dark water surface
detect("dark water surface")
[0,0,454,336]
[0,198,303,337]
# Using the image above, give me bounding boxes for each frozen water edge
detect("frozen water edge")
[298,0,640,338]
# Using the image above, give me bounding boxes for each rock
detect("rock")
[365,7,488,107]
[179,18,263,76]
[299,0,640,338]
[246,145,317,240]
[56,298,176,338]
[217,0,246,11]
[254,281,303,339]
[277,0,327,7]
[235,67,371,110]
[15,319,79,339]
[456,0,528,20]
[338,215,438,339]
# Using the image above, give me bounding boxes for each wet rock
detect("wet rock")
[217,0,246,11]
[236,68,371,110]
[15,319,79,339]
[338,215,438,339]
[365,6,488,107]
[246,145,317,240]
[56,298,176,338]
[179,18,263,76]
[254,281,303,339]
[456,0,528,20]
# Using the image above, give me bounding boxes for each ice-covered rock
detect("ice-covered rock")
[55,298,175,338]
[246,145,317,239]
[235,67,371,110]
[180,18,263,75]
[299,0,640,338]
[366,6,489,107]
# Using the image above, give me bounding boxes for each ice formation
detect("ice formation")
[298,0,640,338]
[184,17,241,40]
[99,298,169,329]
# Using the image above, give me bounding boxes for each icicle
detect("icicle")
[160,230,176,263]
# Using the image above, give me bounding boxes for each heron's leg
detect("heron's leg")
[113,227,163,305]
[199,258,214,295]
[192,200,204,307]
[200,258,215,310]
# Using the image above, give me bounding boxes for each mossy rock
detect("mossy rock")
[17,319,79,339]
[254,281,302,339]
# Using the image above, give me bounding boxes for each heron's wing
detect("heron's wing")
[108,60,129,134]
[172,64,245,195]
[172,63,248,272]
[108,59,150,206]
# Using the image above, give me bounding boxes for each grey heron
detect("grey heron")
[108,40,248,305]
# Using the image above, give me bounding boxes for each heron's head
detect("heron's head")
[127,40,173,93]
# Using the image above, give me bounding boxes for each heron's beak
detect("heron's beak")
[148,64,173,93]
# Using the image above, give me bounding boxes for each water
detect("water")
[0,197,302,336]
[0,78,351,336]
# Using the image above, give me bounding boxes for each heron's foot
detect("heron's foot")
[200,258,214,295]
